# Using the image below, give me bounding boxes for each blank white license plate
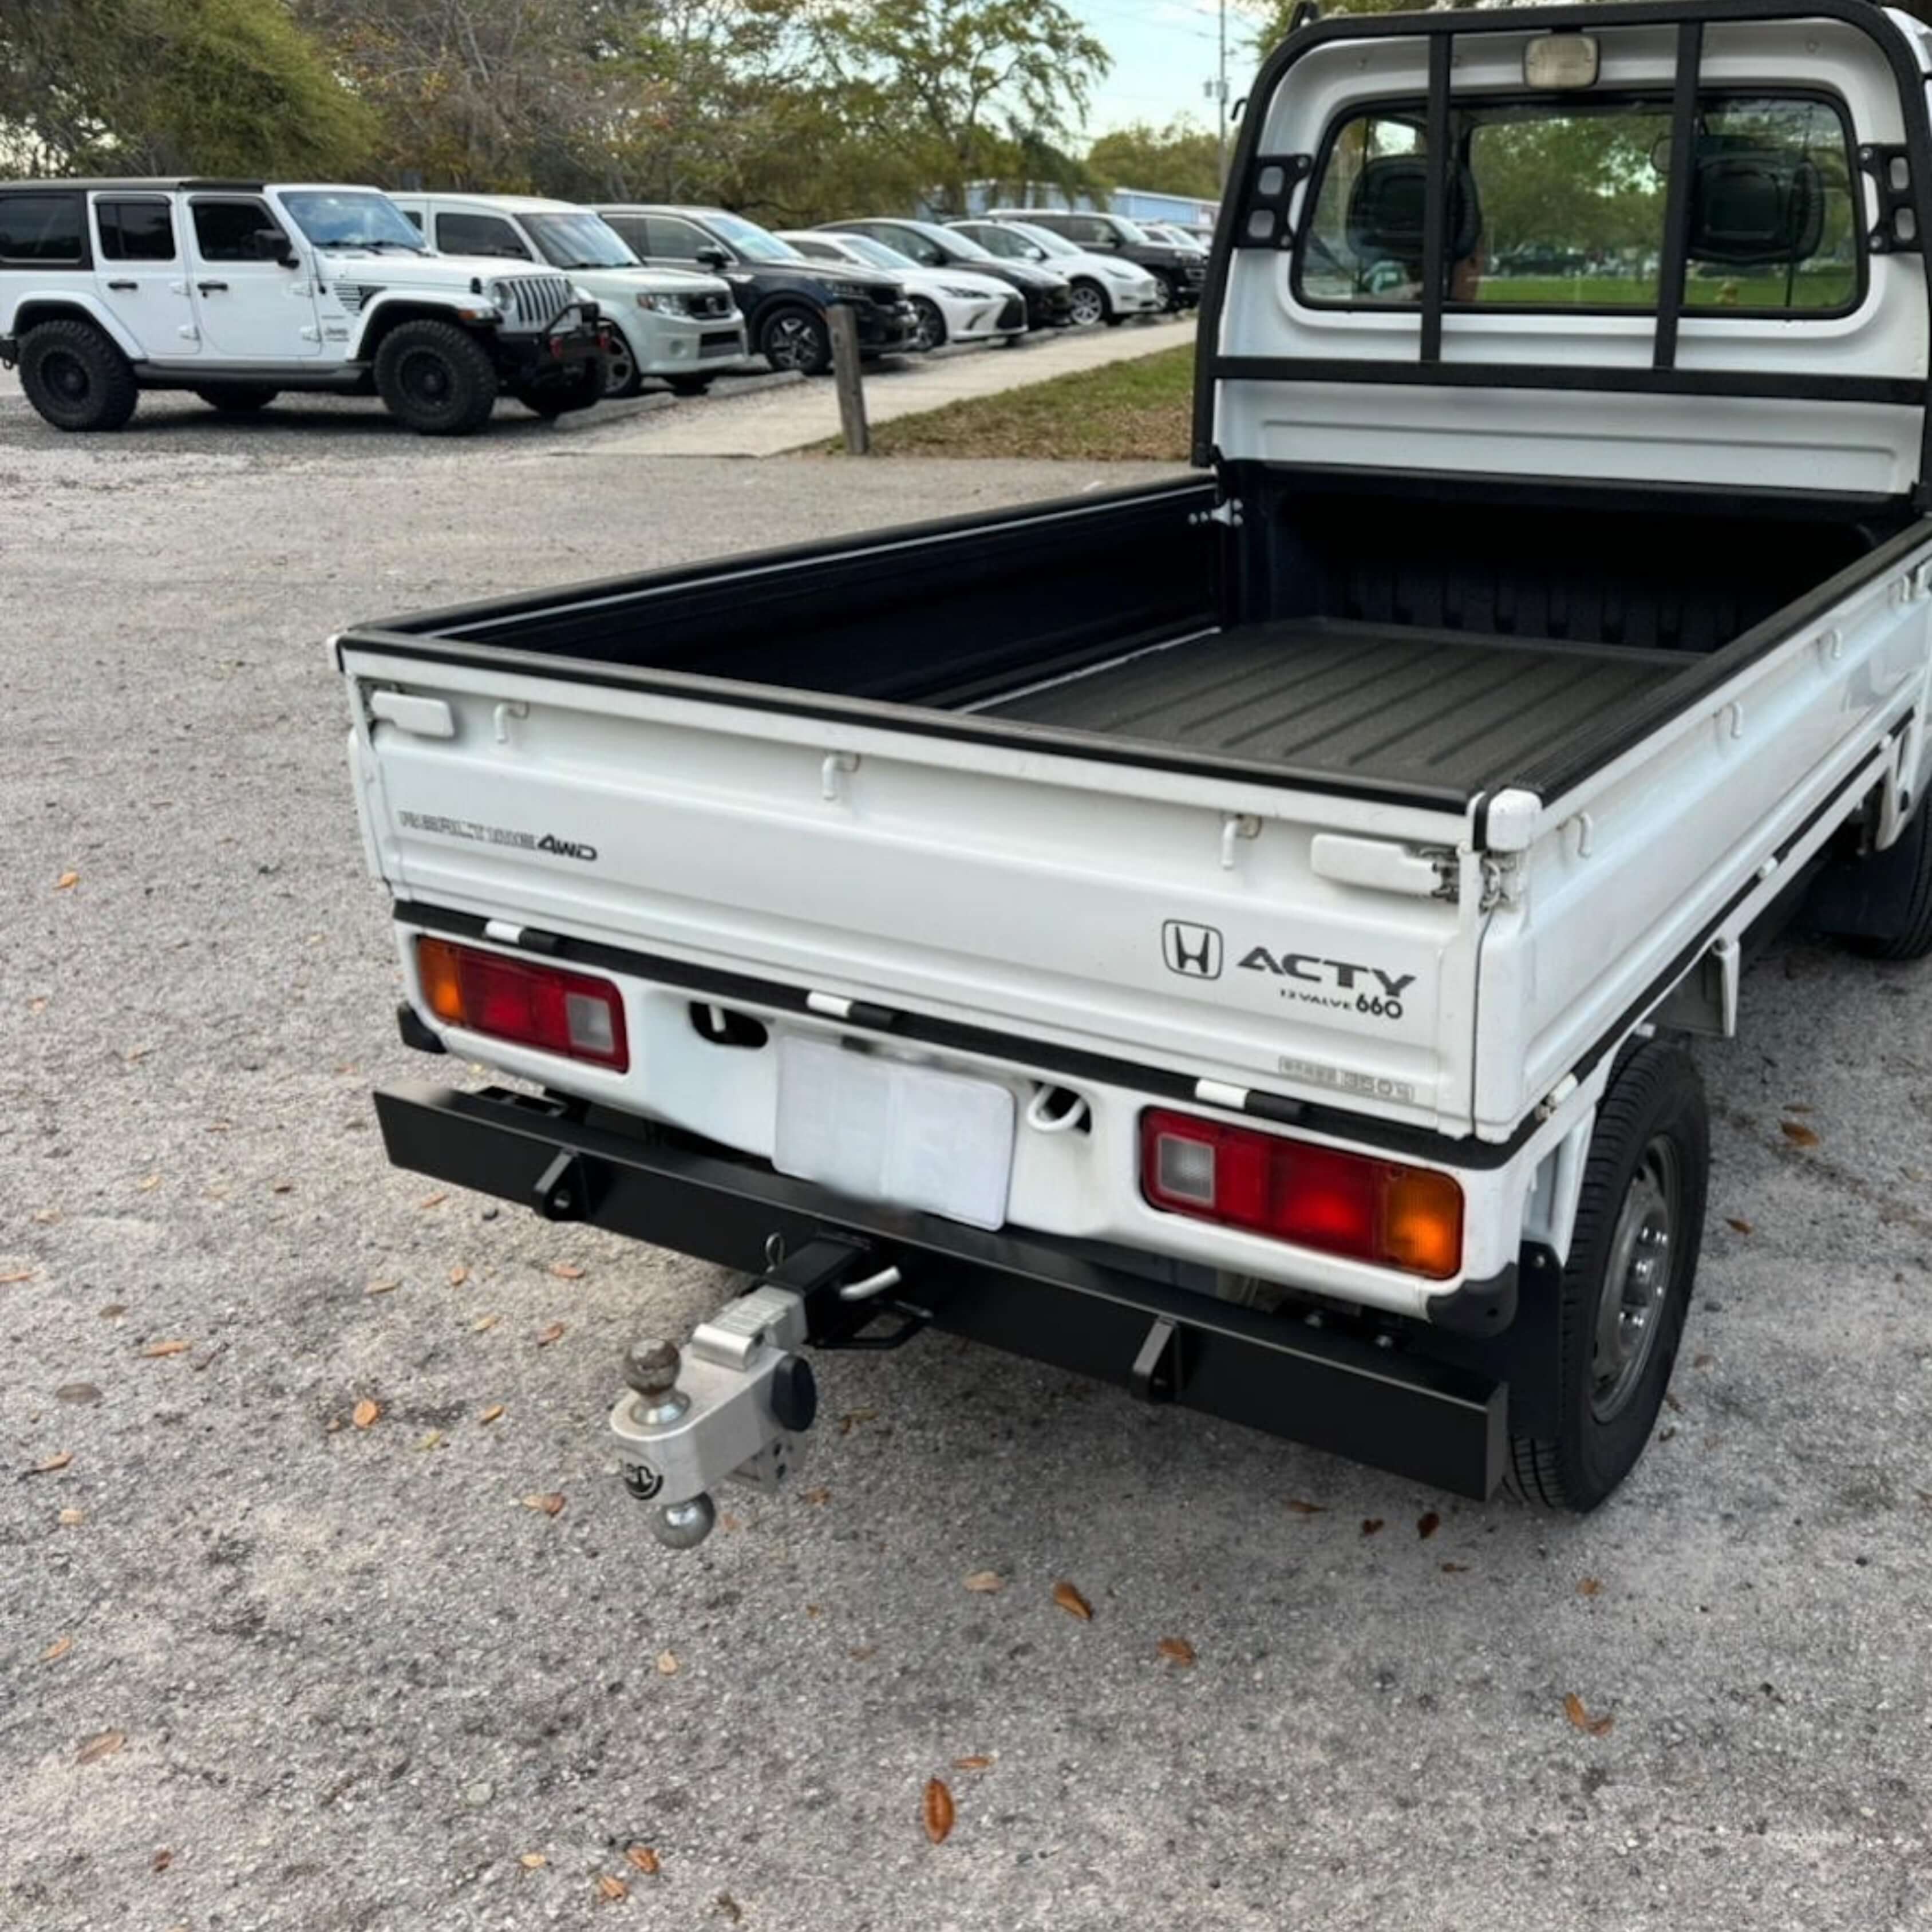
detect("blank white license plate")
[773,1036,1016,1231]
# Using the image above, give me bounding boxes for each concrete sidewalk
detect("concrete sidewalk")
[580,313,1193,457]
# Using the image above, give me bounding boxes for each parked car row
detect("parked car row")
[0,177,1200,434]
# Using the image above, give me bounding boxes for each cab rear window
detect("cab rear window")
[1298,93,1860,317]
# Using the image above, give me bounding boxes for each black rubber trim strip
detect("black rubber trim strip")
[392,898,1551,1170]
[1653,22,1705,372]
[1419,35,1452,366]
[1212,359,1925,407]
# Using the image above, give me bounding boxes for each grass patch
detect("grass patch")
[842,342,1194,461]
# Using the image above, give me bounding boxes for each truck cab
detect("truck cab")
[0,180,604,434]
[340,0,1932,1534]
[388,192,750,399]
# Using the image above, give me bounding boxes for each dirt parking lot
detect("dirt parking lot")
[5,388,1932,1932]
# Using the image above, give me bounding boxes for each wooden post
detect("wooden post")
[828,302,870,456]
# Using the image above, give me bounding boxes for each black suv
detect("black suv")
[983,208,1206,312]
[817,218,1074,333]
[597,205,915,375]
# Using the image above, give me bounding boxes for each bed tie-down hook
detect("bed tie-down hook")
[1221,812,1262,870]
[822,750,860,801]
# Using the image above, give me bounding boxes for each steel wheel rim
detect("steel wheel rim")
[45,350,90,401]
[397,349,452,406]
[1069,285,1105,325]
[766,317,816,370]
[1590,1135,1681,1422]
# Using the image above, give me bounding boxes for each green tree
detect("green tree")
[813,0,1109,215]
[0,0,374,177]
[1087,116,1221,199]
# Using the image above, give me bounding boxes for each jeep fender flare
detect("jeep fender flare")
[7,293,143,363]
[349,295,495,364]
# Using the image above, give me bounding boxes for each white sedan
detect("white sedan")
[949,219,1162,327]
[776,231,1025,351]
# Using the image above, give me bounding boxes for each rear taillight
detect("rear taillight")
[1139,1109,1462,1280]
[416,937,629,1072]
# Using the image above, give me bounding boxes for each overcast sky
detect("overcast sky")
[1073,0,1263,138]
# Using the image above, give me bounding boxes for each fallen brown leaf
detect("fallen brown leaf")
[472,1313,500,1333]
[549,1262,585,1281]
[351,1398,381,1429]
[655,1649,678,1675]
[0,1270,32,1286]
[1725,1217,1753,1235]
[31,1208,58,1224]
[1157,1635,1196,1666]
[448,1265,470,1287]
[1283,1498,1326,1515]
[270,1180,294,1195]
[624,1846,660,1875]
[595,1874,627,1902]
[963,1570,1005,1593]
[523,1492,565,1517]
[716,1896,744,1924]
[1052,1581,1093,1621]
[535,1322,566,1347]
[1664,1390,1684,1412]
[76,1729,125,1764]
[418,1191,448,1210]
[58,1507,85,1526]
[1578,1577,1603,1598]
[26,1452,73,1476]
[1780,1120,1821,1148]
[41,1635,73,1664]
[365,1280,400,1297]
[55,871,79,891]
[1417,1511,1441,1540]
[151,1848,172,1872]
[519,1852,547,1870]
[839,1408,879,1435]
[1693,1353,1714,1369]
[1563,1692,1614,1738]
[139,1340,191,1358]
[923,1776,956,1844]
[953,1755,993,1771]
[479,1404,505,1425]
[1440,1562,1469,1574]
[1361,1518,1385,1536]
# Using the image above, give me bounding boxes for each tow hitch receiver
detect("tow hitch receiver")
[610,1236,918,1549]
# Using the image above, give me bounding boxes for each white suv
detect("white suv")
[0,179,605,434]
[389,192,750,398]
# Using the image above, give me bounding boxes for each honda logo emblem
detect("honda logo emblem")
[1161,921,1223,979]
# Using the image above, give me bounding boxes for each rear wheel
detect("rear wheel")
[1067,279,1109,327]
[192,383,279,414]
[513,360,603,418]
[759,306,831,376]
[18,319,138,432]
[372,320,499,436]
[1812,801,1932,961]
[907,297,947,352]
[1507,1041,1708,1513]
[1148,273,1178,315]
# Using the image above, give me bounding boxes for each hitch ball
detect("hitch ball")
[625,1338,682,1396]
[649,1493,717,1551]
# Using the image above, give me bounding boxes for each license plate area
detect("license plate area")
[773,1036,1016,1231]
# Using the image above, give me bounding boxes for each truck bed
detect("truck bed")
[978,618,1688,794]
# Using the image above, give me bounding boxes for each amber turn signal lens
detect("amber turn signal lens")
[418,936,465,1024]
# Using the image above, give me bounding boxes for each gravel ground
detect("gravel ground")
[5,393,1932,1932]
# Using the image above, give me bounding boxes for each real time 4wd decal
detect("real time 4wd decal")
[1161,920,1416,1022]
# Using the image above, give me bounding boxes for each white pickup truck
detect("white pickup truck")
[340,0,1932,1536]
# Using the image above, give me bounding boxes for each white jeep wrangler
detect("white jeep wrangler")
[0,179,606,435]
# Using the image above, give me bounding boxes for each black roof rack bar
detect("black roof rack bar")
[1419,35,1453,365]
[1652,21,1705,370]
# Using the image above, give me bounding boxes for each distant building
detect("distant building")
[945,182,1220,232]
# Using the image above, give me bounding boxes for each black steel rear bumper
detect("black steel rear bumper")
[374,1082,1509,1498]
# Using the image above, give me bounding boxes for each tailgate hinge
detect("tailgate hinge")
[1479,854,1523,913]
[1190,496,1244,529]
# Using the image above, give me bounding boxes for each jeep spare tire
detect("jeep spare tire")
[373,320,499,435]
[19,319,139,432]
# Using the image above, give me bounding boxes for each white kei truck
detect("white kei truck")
[340,0,1932,1539]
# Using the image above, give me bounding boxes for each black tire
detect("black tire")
[372,320,499,436]
[192,383,279,414]
[907,296,947,353]
[601,329,643,400]
[759,305,831,376]
[1067,279,1109,328]
[513,360,603,419]
[18,319,138,432]
[1816,801,1932,961]
[666,375,714,397]
[1507,1041,1709,1513]
[1148,272,1179,315]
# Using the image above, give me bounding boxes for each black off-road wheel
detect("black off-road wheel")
[1507,1042,1708,1513]
[192,383,280,414]
[19,319,139,432]
[759,306,831,376]
[373,321,499,435]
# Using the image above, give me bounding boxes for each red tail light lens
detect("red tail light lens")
[416,937,629,1072]
[1140,1108,1462,1280]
